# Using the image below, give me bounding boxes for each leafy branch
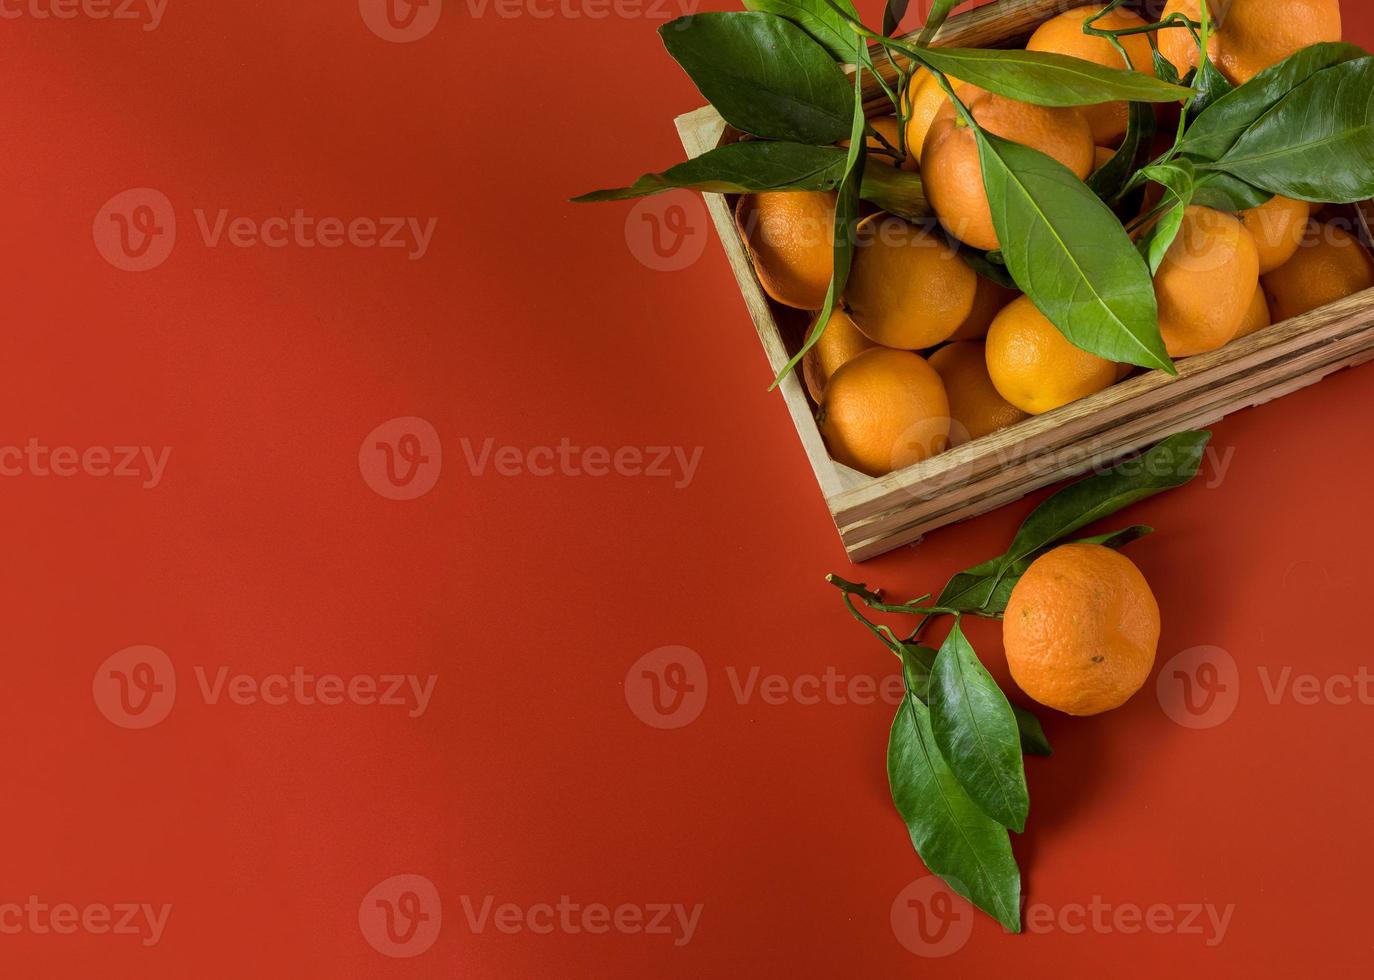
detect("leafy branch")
[831,431,1211,928]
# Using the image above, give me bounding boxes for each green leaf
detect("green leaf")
[900,642,938,701]
[977,130,1174,374]
[571,141,848,202]
[1012,705,1052,757]
[771,66,866,388]
[659,12,853,144]
[1088,101,1156,205]
[1188,53,1233,122]
[999,431,1207,567]
[880,0,909,37]
[910,46,1191,107]
[937,430,1209,613]
[1142,158,1196,198]
[909,0,959,45]
[1190,171,1271,212]
[1151,47,1183,87]
[1175,42,1368,161]
[858,160,931,222]
[1205,57,1374,204]
[742,0,862,63]
[888,694,1021,932]
[936,554,1008,615]
[1137,158,1195,274]
[929,622,1028,832]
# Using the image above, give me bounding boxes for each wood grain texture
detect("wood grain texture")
[674,0,1374,560]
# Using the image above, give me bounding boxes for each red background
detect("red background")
[2,0,1372,976]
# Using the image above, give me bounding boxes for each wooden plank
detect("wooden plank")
[673,0,1374,561]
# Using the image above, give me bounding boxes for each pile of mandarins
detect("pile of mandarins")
[733,0,1373,478]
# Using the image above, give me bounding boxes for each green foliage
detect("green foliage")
[888,693,1021,932]
[572,142,850,202]
[741,0,863,62]
[911,45,1191,106]
[658,13,853,144]
[930,622,1029,832]
[978,130,1174,373]
[832,430,1209,931]
[1203,58,1374,203]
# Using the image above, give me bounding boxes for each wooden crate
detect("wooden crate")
[675,0,1374,561]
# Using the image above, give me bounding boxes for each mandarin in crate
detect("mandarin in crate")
[949,275,1019,342]
[928,341,1028,446]
[1158,0,1342,85]
[802,308,878,402]
[1026,4,1154,145]
[1263,221,1374,321]
[902,69,968,167]
[924,89,1094,251]
[817,348,949,477]
[1239,195,1312,274]
[844,215,976,349]
[1155,206,1260,357]
[985,295,1116,415]
[734,191,834,310]
[1232,285,1273,340]
[1004,543,1161,717]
